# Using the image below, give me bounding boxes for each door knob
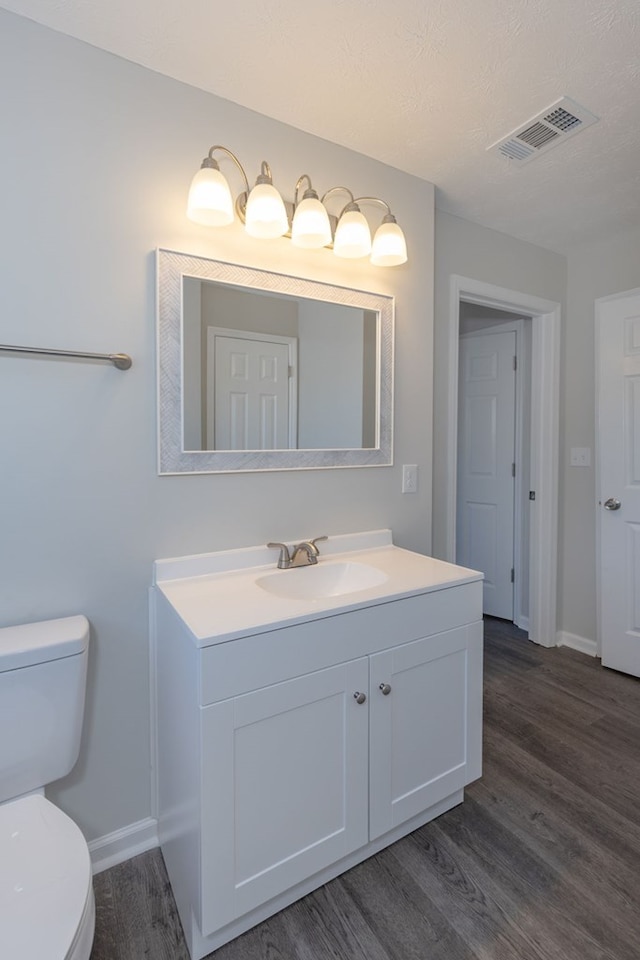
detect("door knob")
[353,691,367,704]
[379,683,392,695]
[603,498,622,511]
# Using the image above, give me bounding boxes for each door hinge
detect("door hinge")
[512,462,516,478]
[529,490,536,500]
[513,355,517,371]
[288,365,293,378]
[511,568,515,583]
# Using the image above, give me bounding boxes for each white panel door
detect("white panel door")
[457,331,516,618]
[597,290,640,677]
[211,335,292,450]
[199,658,369,934]
[368,624,483,841]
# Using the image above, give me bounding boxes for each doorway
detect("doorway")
[445,276,561,648]
[456,306,532,630]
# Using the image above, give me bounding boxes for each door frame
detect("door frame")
[594,285,640,659]
[446,276,561,648]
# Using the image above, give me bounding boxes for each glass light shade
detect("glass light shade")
[244,182,289,239]
[186,166,234,226]
[333,209,372,259]
[370,220,408,266]
[291,197,332,248]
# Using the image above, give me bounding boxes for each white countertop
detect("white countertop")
[154,530,483,645]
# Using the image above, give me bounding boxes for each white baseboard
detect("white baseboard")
[515,615,530,634]
[89,816,159,875]
[556,630,598,657]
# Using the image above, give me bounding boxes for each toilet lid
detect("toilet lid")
[0,794,92,959]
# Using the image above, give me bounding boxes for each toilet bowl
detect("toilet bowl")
[0,794,95,959]
[0,616,94,959]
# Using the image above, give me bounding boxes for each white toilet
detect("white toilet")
[0,615,95,959]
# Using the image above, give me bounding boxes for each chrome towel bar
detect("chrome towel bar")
[0,343,132,370]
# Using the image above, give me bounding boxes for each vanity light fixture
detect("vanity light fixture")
[186,145,408,266]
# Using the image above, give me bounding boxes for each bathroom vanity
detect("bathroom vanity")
[152,531,483,959]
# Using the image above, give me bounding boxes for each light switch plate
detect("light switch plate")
[570,447,591,467]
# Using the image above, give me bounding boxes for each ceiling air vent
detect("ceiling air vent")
[488,97,598,166]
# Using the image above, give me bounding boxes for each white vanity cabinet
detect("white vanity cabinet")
[199,657,370,933]
[154,555,482,960]
[369,624,481,840]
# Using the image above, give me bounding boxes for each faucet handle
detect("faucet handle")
[267,542,291,569]
[310,536,328,554]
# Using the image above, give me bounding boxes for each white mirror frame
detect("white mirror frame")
[157,249,394,474]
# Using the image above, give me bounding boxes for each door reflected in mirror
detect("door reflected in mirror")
[183,278,378,452]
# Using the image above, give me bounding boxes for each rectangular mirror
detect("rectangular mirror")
[157,249,394,473]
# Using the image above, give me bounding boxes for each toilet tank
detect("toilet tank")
[0,615,89,804]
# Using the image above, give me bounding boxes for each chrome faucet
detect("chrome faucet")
[267,536,328,569]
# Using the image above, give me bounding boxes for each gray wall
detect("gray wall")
[459,302,526,333]
[0,10,434,840]
[433,210,567,560]
[298,302,364,448]
[200,284,299,339]
[433,211,567,635]
[563,226,640,643]
[434,211,640,648]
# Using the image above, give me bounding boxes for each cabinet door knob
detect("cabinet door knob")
[353,691,367,704]
[379,682,392,695]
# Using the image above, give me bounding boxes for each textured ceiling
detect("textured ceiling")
[3,0,640,252]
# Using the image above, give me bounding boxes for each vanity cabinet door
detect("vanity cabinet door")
[369,622,483,841]
[199,657,370,935]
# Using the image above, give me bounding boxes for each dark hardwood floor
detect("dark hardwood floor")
[91,618,640,959]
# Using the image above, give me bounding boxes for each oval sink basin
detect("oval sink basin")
[256,561,388,600]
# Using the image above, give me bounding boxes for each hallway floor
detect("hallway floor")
[90,618,640,959]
